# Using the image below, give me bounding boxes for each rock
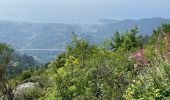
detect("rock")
[13,82,41,100]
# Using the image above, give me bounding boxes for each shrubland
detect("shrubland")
[0,24,170,100]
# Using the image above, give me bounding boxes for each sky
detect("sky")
[0,0,170,24]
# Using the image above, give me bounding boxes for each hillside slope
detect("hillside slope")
[0,17,169,62]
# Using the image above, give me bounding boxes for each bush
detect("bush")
[21,70,32,80]
[124,60,170,99]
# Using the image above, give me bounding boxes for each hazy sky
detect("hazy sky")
[0,0,169,24]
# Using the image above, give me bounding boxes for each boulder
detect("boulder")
[13,82,41,100]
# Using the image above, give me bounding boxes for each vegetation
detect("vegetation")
[0,23,170,99]
[109,26,143,51]
[0,43,14,99]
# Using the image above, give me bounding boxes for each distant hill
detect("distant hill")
[0,17,170,62]
[7,52,41,77]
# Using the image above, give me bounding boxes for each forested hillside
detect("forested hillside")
[0,23,170,99]
[0,18,170,62]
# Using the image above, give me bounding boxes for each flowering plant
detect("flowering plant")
[134,49,148,66]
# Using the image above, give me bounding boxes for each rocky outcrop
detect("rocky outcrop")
[13,82,41,100]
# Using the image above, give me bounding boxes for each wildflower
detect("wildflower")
[73,58,78,64]
[134,49,148,66]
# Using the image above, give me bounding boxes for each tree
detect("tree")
[129,26,143,49]
[110,26,143,51]
[110,31,122,51]
[0,43,14,99]
[149,23,170,45]
[161,23,170,33]
[0,43,13,79]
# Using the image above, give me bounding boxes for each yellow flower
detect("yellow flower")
[153,89,160,93]
[69,56,74,59]
[132,80,136,83]
[73,58,78,64]
[57,67,67,77]
[64,62,69,66]
[69,85,76,92]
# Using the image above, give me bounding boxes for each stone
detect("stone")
[13,82,41,100]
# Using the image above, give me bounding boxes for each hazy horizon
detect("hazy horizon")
[0,0,170,24]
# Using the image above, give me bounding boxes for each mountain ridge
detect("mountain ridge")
[0,17,170,62]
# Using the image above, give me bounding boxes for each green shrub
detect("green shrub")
[124,60,170,100]
[21,70,32,80]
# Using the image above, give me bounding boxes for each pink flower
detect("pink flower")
[134,49,148,66]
